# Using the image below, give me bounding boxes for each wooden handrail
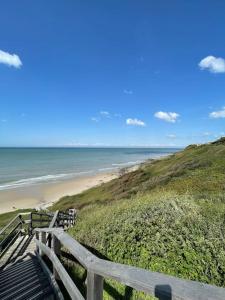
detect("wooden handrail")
[49,210,59,228]
[0,214,24,236]
[0,215,24,253]
[34,228,225,300]
[35,238,84,300]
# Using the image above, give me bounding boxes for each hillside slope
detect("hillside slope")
[53,138,225,298]
[53,138,225,211]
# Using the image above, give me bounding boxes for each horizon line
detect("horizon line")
[0,145,184,149]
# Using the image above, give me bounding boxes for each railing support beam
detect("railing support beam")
[40,231,46,257]
[35,231,39,253]
[87,271,103,300]
[53,234,61,281]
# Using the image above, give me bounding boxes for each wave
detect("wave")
[98,167,116,172]
[111,160,142,167]
[98,161,143,172]
[0,153,172,191]
[0,171,94,191]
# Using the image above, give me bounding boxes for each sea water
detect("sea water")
[0,147,179,190]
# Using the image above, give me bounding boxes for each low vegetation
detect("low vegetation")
[1,138,225,299]
[52,138,225,298]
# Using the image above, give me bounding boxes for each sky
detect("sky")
[1,0,225,147]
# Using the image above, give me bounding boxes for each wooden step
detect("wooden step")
[0,257,56,300]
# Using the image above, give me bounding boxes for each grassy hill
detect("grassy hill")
[1,138,225,299]
[52,138,225,298]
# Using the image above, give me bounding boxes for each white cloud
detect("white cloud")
[0,50,22,68]
[199,56,225,73]
[209,107,225,119]
[167,134,176,139]
[126,118,146,127]
[91,117,99,122]
[123,89,133,95]
[154,111,179,123]
[100,111,110,117]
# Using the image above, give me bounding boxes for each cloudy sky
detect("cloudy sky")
[1,1,225,147]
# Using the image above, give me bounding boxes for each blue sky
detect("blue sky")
[1,0,225,147]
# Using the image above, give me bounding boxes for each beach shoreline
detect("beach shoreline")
[0,154,170,215]
[0,170,122,214]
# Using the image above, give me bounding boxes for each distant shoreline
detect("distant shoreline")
[0,153,173,215]
[0,171,119,214]
[0,162,140,192]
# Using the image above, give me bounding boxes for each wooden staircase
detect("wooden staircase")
[0,210,75,300]
[0,255,56,300]
[0,234,36,269]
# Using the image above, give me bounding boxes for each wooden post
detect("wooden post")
[29,213,33,235]
[87,271,103,300]
[40,231,46,256]
[53,234,61,281]
[35,231,39,253]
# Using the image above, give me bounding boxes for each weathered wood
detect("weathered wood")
[52,235,61,280]
[35,238,84,300]
[87,271,103,300]
[0,222,22,251]
[0,230,21,261]
[0,215,23,236]
[36,251,64,300]
[35,231,39,254]
[31,219,52,223]
[34,228,225,300]
[49,211,59,229]
[40,231,46,257]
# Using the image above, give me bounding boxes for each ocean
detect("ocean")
[0,147,180,191]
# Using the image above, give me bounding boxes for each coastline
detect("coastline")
[0,170,121,214]
[0,155,167,215]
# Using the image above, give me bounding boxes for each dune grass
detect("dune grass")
[52,138,225,212]
[51,138,225,298]
[1,138,225,299]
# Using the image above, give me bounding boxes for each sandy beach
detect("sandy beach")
[0,171,120,214]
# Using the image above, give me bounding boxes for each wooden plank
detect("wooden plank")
[31,219,52,223]
[0,215,22,236]
[0,222,22,250]
[0,231,22,263]
[35,238,84,300]
[52,235,61,280]
[36,251,64,300]
[87,271,103,300]
[35,231,39,254]
[49,211,59,228]
[40,231,46,257]
[52,230,97,269]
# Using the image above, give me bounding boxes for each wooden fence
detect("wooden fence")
[0,210,74,259]
[34,226,225,300]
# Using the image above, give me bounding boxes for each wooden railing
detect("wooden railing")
[34,227,225,300]
[30,211,54,232]
[0,210,75,259]
[0,213,30,255]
